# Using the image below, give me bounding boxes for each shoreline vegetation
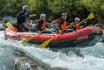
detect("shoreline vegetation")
[0,0,104,30]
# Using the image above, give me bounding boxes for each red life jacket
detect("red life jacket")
[75,23,81,30]
[41,21,46,30]
[60,21,67,31]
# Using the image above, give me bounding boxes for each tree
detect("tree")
[80,0,104,24]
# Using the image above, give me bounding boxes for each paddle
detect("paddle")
[5,22,17,40]
[20,24,52,45]
[5,22,17,31]
[20,29,47,45]
[20,34,36,45]
[81,12,95,24]
[39,37,54,48]
[87,12,95,19]
[38,12,95,48]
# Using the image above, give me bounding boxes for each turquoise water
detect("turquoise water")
[0,45,14,70]
[0,31,104,70]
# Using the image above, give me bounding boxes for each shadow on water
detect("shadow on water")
[50,47,84,58]
[49,34,103,58]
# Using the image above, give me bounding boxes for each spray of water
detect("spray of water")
[0,31,104,70]
[99,30,104,42]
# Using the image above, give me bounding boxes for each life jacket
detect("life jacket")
[41,21,46,30]
[75,23,81,30]
[16,10,28,24]
[60,21,67,31]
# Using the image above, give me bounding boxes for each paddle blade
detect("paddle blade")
[39,38,53,48]
[5,22,17,31]
[5,22,13,29]
[20,35,35,45]
[87,12,95,19]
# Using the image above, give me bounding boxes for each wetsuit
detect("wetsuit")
[17,10,29,31]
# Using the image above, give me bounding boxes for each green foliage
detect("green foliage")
[0,0,104,23]
[80,0,104,23]
[0,0,24,17]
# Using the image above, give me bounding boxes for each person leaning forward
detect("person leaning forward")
[16,5,36,32]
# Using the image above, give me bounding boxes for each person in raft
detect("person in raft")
[16,5,36,32]
[37,14,47,33]
[58,13,68,33]
[74,17,82,30]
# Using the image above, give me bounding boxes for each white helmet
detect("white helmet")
[62,13,67,16]
[22,5,28,10]
[40,14,46,17]
[75,17,80,21]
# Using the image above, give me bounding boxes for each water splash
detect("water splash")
[20,63,33,70]
[99,30,104,42]
[0,45,14,70]
[0,31,104,70]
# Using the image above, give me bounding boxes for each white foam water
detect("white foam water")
[0,31,104,70]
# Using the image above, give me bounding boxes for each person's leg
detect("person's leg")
[17,24,27,32]
[22,23,29,31]
[19,24,25,32]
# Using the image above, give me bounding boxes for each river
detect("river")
[0,31,104,70]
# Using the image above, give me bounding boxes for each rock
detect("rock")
[13,50,38,70]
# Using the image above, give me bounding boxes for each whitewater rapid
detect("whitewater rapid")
[0,31,104,70]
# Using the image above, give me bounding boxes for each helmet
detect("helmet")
[22,5,28,10]
[62,13,67,16]
[75,17,80,21]
[40,14,46,17]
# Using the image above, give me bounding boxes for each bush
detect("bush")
[0,0,103,24]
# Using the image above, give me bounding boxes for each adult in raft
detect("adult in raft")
[58,13,68,32]
[16,5,36,32]
[74,17,82,30]
[37,14,47,33]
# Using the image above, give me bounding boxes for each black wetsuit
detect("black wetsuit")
[17,10,29,31]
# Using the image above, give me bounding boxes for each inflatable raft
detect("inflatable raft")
[5,26,95,48]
